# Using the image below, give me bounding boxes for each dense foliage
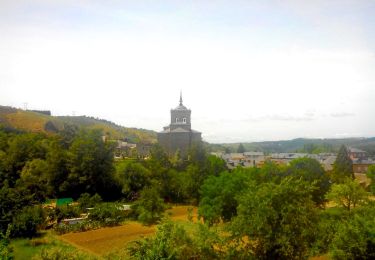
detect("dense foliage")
[332,145,354,182]
[1,125,375,259]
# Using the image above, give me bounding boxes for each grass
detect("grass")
[0,105,157,143]
[10,231,95,259]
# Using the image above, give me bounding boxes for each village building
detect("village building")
[157,93,202,157]
[348,147,367,160]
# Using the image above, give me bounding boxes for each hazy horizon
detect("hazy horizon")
[1,1,374,143]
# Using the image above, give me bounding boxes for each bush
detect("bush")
[53,221,101,235]
[56,205,81,222]
[77,193,102,211]
[88,203,126,226]
[32,247,91,260]
[0,229,13,260]
[128,221,224,259]
[329,209,375,259]
[10,206,44,238]
[132,186,165,225]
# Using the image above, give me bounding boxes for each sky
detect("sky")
[0,0,374,143]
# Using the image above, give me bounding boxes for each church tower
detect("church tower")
[158,93,202,157]
[170,92,191,131]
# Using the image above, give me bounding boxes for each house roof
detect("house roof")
[352,158,375,165]
[349,147,366,153]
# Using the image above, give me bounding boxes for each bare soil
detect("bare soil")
[59,206,197,255]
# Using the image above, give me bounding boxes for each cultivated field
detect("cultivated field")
[59,206,198,256]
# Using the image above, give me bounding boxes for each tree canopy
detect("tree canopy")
[333,145,354,182]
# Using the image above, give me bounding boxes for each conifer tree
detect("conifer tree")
[237,143,245,153]
[333,145,354,182]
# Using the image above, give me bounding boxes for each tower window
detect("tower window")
[183,118,187,123]
[176,118,179,123]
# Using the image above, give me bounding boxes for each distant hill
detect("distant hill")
[0,105,157,143]
[211,137,375,156]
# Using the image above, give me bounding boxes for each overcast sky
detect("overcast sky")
[0,1,374,143]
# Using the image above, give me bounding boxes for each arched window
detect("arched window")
[183,118,187,123]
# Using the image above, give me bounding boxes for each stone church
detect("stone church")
[157,93,202,157]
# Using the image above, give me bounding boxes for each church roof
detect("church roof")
[171,127,190,133]
[173,91,188,110]
[159,127,200,134]
[174,104,188,110]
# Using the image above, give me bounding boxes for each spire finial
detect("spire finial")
[179,91,183,106]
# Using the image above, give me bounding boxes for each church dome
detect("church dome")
[174,92,188,110]
[174,104,188,110]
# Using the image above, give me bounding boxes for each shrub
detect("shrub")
[132,186,165,225]
[77,193,102,211]
[128,221,224,259]
[55,205,81,222]
[10,206,44,238]
[32,247,91,260]
[29,238,49,247]
[88,203,125,226]
[329,205,375,259]
[53,221,101,235]
[0,229,13,260]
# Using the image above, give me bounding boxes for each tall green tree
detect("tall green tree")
[17,159,50,201]
[329,206,375,259]
[116,161,151,201]
[366,165,375,195]
[1,133,47,186]
[237,143,245,153]
[132,185,165,225]
[61,129,116,199]
[287,158,331,206]
[326,178,369,212]
[45,139,69,197]
[231,177,317,259]
[199,170,251,225]
[333,145,354,182]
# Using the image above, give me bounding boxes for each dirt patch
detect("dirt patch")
[60,221,155,255]
[167,205,198,222]
[60,206,197,255]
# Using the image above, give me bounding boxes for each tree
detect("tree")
[171,149,184,170]
[332,145,354,183]
[199,170,250,225]
[17,159,50,201]
[206,155,227,177]
[10,206,44,238]
[0,228,13,260]
[329,209,375,259]
[287,158,331,206]
[237,143,245,153]
[366,164,375,195]
[231,177,317,259]
[0,183,35,234]
[132,186,165,225]
[45,139,69,197]
[257,160,286,184]
[326,178,369,212]
[116,161,151,201]
[62,129,116,199]
[1,133,47,186]
[77,193,102,211]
